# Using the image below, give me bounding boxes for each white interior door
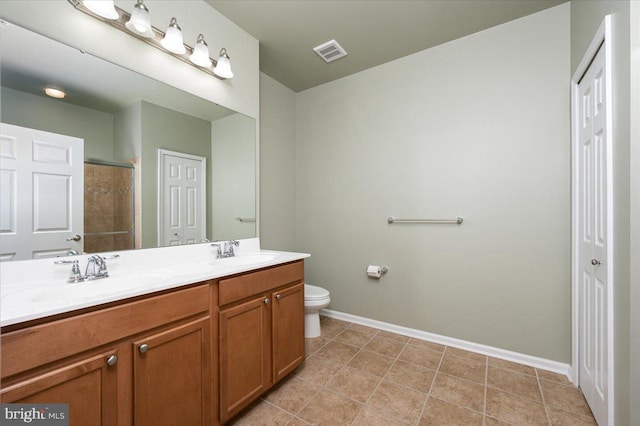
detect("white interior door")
[0,123,84,261]
[158,149,206,246]
[576,42,610,426]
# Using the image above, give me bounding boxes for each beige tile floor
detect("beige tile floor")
[229,316,597,426]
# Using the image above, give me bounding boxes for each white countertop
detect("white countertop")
[0,239,309,327]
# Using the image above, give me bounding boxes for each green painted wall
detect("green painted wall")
[295,4,571,361]
[140,101,212,248]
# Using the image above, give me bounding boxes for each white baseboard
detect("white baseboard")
[321,308,573,381]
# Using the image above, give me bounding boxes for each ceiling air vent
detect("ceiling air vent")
[313,39,347,63]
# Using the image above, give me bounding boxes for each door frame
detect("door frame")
[570,15,613,425]
[157,149,207,246]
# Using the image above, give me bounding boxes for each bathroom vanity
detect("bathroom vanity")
[0,241,308,425]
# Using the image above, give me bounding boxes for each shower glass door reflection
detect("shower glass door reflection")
[84,161,135,253]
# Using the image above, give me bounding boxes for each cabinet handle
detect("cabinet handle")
[264,298,270,305]
[106,354,118,366]
[138,343,149,354]
[275,294,281,301]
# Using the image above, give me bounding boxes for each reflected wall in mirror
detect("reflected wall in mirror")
[0,21,256,261]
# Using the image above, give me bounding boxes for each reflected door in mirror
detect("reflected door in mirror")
[159,150,206,246]
[0,123,84,261]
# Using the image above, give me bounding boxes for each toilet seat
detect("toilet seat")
[304,284,329,301]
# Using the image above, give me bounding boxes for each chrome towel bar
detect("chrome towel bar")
[235,217,256,223]
[387,216,463,225]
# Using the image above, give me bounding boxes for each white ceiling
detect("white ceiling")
[207,0,567,92]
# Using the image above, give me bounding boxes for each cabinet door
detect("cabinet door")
[0,350,119,426]
[133,317,211,426]
[219,296,270,422]
[272,283,305,383]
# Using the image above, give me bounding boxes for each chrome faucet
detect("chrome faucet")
[223,240,240,257]
[54,254,119,283]
[211,240,240,258]
[85,255,108,280]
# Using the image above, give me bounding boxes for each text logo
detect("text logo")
[1,404,68,425]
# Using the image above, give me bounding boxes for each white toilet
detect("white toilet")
[304,284,331,338]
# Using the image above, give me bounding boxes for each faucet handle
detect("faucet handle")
[69,261,83,283]
[96,256,109,278]
[225,240,239,257]
[54,259,84,283]
[211,243,222,259]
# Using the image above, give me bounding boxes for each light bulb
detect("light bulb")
[213,48,233,79]
[83,0,118,19]
[189,34,212,67]
[125,0,153,38]
[45,87,66,99]
[160,18,186,54]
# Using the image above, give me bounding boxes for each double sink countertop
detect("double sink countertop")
[0,238,309,327]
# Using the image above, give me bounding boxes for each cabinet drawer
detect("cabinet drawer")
[2,283,210,379]
[219,261,304,306]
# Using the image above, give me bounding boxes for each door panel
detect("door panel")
[219,296,269,422]
[159,150,206,246]
[133,318,211,426]
[272,283,304,383]
[0,123,83,260]
[0,350,118,426]
[577,43,608,425]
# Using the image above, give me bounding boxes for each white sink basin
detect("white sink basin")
[212,253,278,266]
[28,272,169,304]
[0,270,171,307]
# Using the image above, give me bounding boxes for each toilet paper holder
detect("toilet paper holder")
[366,265,389,278]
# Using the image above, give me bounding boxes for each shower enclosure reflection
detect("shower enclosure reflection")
[84,161,135,253]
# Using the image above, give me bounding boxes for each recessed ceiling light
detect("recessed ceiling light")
[45,87,66,99]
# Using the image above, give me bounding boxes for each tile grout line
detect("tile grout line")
[299,323,380,424]
[287,323,357,422]
[535,368,554,426]
[328,328,551,424]
[307,320,588,426]
[262,399,311,426]
[482,356,489,426]
[332,325,418,425]
[354,333,409,424]
[414,345,447,425]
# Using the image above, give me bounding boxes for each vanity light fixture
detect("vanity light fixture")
[213,48,234,79]
[124,0,153,38]
[190,34,212,67]
[160,18,186,54]
[45,87,67,99]
[69,0,232,79]
[83,0,118,20]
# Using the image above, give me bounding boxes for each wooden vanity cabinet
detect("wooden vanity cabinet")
[271,283,305,383]
[1,259,306,425]
[218,261,305,422]
[133,317,211,426]
[219,294,271,420]
[1,283,212,426]
[0,346,120,425]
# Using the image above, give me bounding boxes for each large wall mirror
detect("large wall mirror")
[0,21,256,261]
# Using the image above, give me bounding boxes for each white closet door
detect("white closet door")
[159,150,206,247]
[577,42,609,426]
[0,123,84,261]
